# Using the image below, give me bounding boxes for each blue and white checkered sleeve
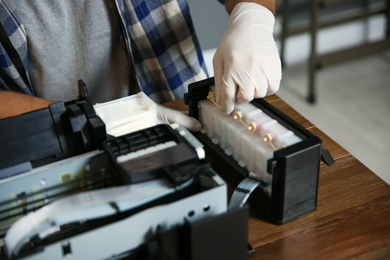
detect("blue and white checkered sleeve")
[115,0,208,103]
[0,2,33,94]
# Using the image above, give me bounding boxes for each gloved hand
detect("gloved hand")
[157,105,201,132]
[213,2,282,115]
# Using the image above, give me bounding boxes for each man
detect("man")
[0,0,281,130]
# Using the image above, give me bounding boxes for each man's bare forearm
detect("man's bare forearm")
[0,91,54,119]
[224,0,277,14]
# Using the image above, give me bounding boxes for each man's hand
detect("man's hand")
[213,2,282,115]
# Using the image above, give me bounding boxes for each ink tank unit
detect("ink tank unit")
[184,77,334,224]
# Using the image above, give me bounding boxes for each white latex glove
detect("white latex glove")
[213,2,282,114]
[157,105,201,132]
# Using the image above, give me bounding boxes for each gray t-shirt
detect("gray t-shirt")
[16,1,136,103]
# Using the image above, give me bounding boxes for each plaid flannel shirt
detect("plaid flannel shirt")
[0,0,210,103]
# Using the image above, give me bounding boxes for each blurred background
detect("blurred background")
[188,0,390,184]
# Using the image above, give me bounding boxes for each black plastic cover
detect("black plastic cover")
[0,99,106,172]
[103,124,205,184]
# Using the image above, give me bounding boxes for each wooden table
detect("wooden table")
[164,95,390,259]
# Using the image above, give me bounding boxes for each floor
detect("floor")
[277,51,390,184]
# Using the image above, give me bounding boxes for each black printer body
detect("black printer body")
[0,87,247,260]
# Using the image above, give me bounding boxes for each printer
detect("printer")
[0,78,333,259]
